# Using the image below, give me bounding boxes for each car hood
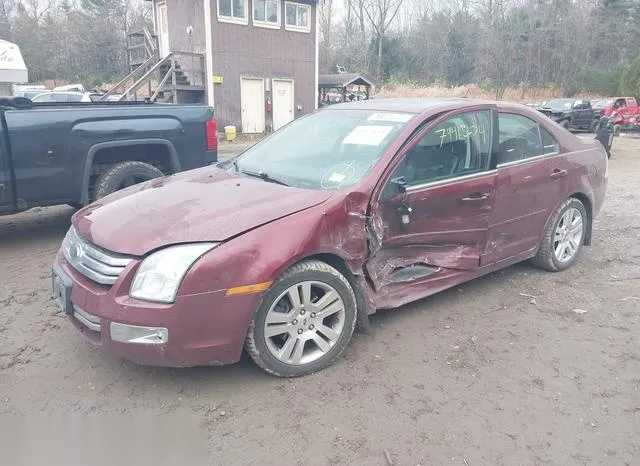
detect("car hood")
[539,108,564,115]
[73,167,333,256]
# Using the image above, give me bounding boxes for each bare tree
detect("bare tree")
[362,0,404,82]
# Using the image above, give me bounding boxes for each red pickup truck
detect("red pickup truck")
[593,97,640,135]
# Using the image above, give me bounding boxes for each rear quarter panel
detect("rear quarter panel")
[5,104,213,204]
[502,103,607,232]
[547,130,607,225]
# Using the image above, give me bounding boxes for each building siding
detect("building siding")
[160,0,316,131]
[165,0,207,54]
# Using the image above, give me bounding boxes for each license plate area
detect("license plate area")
[52,265,73,315]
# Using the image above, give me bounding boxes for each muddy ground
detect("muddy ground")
[1,137,639,465]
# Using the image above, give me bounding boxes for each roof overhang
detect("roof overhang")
[0,40,28,83]
[318,73,374,89]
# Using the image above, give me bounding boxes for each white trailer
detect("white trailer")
[0,40,28,96]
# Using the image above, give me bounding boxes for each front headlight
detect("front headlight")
[130,243,218,303]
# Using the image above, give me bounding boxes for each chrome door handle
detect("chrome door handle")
[550,169,567,179]
[461,193,490,202]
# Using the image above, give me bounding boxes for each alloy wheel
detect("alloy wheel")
[263,281,346,365]
[553,207,584,263]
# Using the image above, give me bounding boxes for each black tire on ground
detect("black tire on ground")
[561,120,570,130]
[245,260,358,377]
[93,161,164,200]
[589,119,598,133]
[531,197,588,272]
[613,124,621,137]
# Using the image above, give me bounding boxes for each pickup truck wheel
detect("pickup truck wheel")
[560,120,570,130]
[93,161,164,200]
[589,119,598,133]
[245,260,357,377]
[532,198,587,272]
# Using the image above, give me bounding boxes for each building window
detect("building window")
[218,0,248,24]
[253,0,280,28]
[285,2,311,32]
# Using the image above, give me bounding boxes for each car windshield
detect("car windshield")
[545,99,574,110]
[232,109,414,190]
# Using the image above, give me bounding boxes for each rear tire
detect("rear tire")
[532,198,587,272]
[245,260,357,377]
[93,161,164,200]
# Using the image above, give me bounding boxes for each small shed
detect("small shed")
[0,40,28,95]
[318,73,374,105]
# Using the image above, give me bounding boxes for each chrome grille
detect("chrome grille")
[62,227,132,285]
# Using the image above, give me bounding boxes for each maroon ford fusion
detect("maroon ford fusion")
[52,98,607,377]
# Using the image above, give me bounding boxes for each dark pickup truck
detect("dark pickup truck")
[538,98,598,132]
[0,97,217,216]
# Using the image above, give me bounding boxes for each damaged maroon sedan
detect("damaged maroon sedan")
[53,98,607,377]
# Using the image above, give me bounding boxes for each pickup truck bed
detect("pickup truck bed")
[0,98,217,215]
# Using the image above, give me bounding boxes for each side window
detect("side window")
[541,127,559,154]
[497,113,543,164]
[401,110,492,186]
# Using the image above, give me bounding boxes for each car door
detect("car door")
[482,112,568,265]
[4,106,73,205]
[0,118,14,212]
[570,100,586,127]
[581,101,593,127]
[580,101,593,127]
[365,108,497,298]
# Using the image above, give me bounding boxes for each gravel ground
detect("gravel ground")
[0,137,638,465]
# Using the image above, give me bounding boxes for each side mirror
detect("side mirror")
[379,176,408,203]
[390,176,408,193]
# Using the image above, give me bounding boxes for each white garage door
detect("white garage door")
[272,79,294,131]
[241,78,265,134]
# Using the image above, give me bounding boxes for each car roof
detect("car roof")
[324,97,530,115]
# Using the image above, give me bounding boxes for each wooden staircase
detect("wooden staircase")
[100,28,206,104]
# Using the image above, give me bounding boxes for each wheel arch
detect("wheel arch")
[80,139,180,205]
[569,192,593,245]
[540,193,594,249]
[276,252,373,334]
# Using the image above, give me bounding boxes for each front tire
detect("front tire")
[561,120,570,130]
[245,260,357,377]
[532,198,587,272]
[93,161,164,200]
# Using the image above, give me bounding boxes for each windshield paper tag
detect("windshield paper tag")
[343,125,393,146]
[328,172,346,183]
[367,112,412,123]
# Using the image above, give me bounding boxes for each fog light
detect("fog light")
[110,322,168,345]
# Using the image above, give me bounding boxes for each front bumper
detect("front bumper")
[54,253,262,367]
